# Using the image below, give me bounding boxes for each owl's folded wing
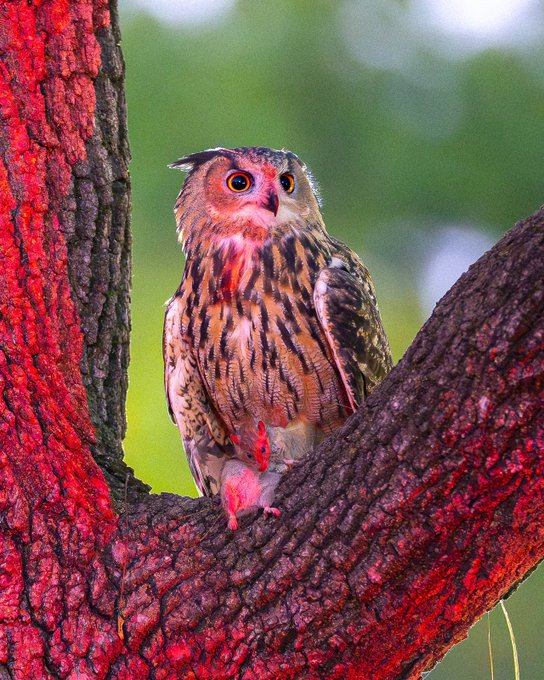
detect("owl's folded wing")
[164,295,232,496]
[314,247,393,411]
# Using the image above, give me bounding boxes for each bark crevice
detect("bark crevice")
[62,2,149,504]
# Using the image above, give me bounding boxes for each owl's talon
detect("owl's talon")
[228,515,239,530]
[264,506,281,518]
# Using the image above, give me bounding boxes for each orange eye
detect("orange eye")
[280,173,295,193]
[227,172,252,192]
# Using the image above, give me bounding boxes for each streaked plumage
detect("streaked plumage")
[164,146,392,522]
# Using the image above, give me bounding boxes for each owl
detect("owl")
[164,146,392,523]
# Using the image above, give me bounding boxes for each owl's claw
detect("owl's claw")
[264,506,281,518]
[271,458,296,473]
[227,514,239,530]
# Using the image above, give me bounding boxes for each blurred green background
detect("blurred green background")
[118,0,544,677]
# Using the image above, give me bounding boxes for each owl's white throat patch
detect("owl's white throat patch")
[233,205,277,230]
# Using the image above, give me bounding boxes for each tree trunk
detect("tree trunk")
[1,1,543,678]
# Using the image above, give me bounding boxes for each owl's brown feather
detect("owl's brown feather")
[164,296,233,495]
[314,240,393,409]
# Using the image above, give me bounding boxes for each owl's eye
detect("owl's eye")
[279,173,295,193]
[227,172,252,193]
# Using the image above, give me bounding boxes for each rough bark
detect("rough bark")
[1,1,543,678]
[0,0,146,506]
[62,0,149,503]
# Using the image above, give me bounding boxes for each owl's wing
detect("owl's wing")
[164,295,232,496]
[314,243,393,411]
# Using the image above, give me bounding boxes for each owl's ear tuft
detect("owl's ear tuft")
[168,158,195,172]
[169,147,233,173]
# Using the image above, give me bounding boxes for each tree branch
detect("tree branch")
[107,209,542,679]
[0,0,542,677]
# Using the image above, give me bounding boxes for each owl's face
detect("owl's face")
[171,147,322,250]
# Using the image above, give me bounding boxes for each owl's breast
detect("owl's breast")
[183,232,352,434]
[196,297,350,436]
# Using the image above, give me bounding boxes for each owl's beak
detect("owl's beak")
[262,189,279,216]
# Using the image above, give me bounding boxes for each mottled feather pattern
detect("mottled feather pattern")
[164,298,233,495]
[171,224,352,437]
[164,146,392,524]
[314,240,393,408]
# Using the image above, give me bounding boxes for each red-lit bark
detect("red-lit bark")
[1,1,543,678]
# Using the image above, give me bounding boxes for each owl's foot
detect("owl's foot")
[264,506,281,518]
[227,514,239,530]
[269,458,297,473]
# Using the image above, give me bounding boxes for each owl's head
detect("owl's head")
[170,147,322,251]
